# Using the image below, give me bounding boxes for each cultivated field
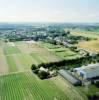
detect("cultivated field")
[40,42,81,60]
[1,41,61,73]
[0,40,87,100]
[65,29,99,39]
[0,47,8,74]
[0,71,87,100]
[77,40,99,53]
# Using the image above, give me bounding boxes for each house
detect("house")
[39,67,48,72]
[74,63,99,80]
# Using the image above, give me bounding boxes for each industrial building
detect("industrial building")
[74,63,99,80]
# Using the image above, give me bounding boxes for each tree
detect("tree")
[31,64,37,70]
[38,71,50,79]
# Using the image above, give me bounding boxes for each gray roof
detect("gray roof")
[59,69,81,85]
[75,63,99,74]
[75,63,99,79]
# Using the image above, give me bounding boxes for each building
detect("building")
[39,67,48,72]
[74,63,99,80]
[59,69,82,86]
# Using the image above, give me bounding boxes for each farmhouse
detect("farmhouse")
[74,63,99,80]
[59,69,82,86]
[39,67,48,72]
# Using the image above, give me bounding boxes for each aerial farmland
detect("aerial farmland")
[0,23,99,100]
[0,39,87,100]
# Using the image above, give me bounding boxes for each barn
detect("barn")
[59,69,82,86]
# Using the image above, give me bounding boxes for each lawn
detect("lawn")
[0,71,87,100]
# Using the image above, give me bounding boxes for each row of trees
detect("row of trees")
[31,53,99,71]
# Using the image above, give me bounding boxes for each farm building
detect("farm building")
[74,63,99,80]
[59,69,82,86]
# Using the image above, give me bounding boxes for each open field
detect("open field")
[64,29,99,39]
[0,47,8,75]
[3,46,21,55]
[0,71,87,100]
[5,55,18,72]
[0,41,61,74]
[16,41,61,64]
[77,40,99,53]
[40,42,81,60]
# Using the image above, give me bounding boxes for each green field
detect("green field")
[6,55,18,72]
[3,46,21,55]
[0,71,87,100]
[2,41,61,73]
[40,42,81,60]
[77,85,99,97]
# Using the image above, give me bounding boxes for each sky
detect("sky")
[0,0,99,23]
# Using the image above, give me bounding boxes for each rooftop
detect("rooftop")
[75,63,99,78]
[59,69,81,85]
[81,63,99,74]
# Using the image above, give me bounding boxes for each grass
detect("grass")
[3,46,21,55]
[0,71,87,100]
[77,85,99,97]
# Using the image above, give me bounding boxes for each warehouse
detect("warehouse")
[74,63,99,80]
[59,69,82,86]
